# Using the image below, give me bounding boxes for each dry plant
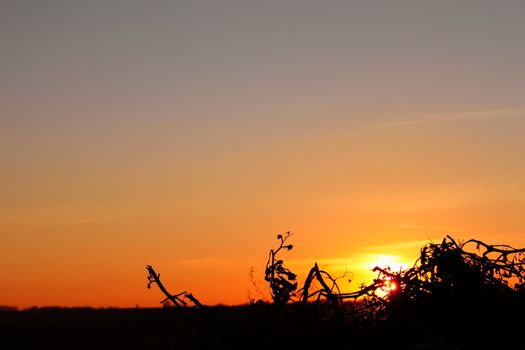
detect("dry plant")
[264,233,525,324]
[146,265,202,307]
[145,233,525,330]
[264,232,297,305]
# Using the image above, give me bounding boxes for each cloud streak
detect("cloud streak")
[381,107,525,128]
[364,239,439,251]
[58,217,117,226]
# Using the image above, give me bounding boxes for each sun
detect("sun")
[381,279,398,294]
[365,254,409,272]
[361,254,409,297]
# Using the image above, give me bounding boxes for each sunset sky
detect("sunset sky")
[1,1,525,308]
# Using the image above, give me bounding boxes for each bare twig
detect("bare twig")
[146,265,203,307]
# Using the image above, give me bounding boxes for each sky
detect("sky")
[1,0,525,308]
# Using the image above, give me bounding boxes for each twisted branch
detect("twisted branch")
[146,265,202,307]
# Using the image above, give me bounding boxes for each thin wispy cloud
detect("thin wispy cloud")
[179,256,253,268]
[398,223,498,238]
[399,224,454,231]
[58,217,119,226]
[365,239,438,251]
[381,107,525,128]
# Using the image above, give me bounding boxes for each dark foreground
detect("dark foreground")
[2,305,338,349]
[1,303,524,350]
[2,305,312,349]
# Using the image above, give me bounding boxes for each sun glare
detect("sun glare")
[360,254,409,297]
[366,254,409,272]
[381,279,398,294]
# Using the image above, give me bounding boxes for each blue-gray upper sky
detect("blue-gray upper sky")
[2,0,524,130]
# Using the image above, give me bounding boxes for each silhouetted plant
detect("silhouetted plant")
[262,234,525,328]
[146,265,202,307]
[264,232,297,305]
[144,233,525,346]
[248,266,266,304]
[368,235,525,307]
[139,234,525,349]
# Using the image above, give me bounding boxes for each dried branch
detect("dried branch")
[146,265,203,307]
[264,233,525,327]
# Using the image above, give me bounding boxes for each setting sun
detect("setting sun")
[365,254,410,273]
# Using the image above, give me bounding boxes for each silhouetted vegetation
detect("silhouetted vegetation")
[264,231,298,305]
[260,233,525,349]
[3,235,525,349]
[140,234,525,348]
[146,265,202,307]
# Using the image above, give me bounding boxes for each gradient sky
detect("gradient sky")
[1,0,525,308]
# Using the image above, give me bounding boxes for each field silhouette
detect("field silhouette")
[2,235,525,349]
